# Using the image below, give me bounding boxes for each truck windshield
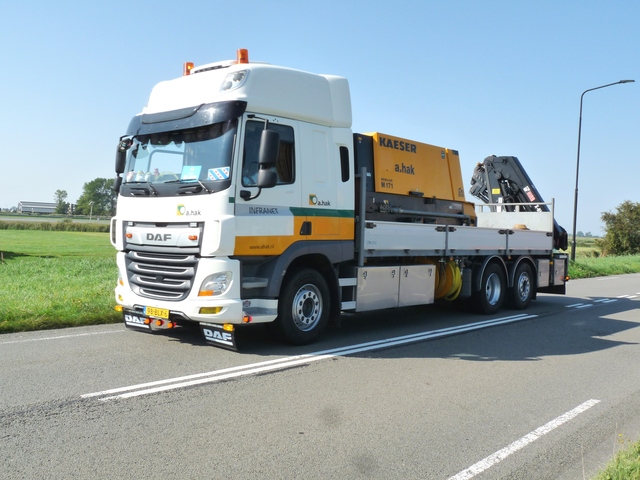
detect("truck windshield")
[123,119,237,186]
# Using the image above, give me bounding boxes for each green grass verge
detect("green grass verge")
[593,438,640,480]
[568,255,640,279]
[0,230,120,333]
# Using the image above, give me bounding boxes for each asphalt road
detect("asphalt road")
[2,274,640,479]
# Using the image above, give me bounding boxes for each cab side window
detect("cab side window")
[242,121,295,186]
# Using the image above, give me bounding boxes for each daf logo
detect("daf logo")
[147,233,172,241]
[202,328,233,343]
[124,314,145,325]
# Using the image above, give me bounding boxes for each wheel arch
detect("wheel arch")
[471,255,507,293]
[237,240,352,299]
[283,254,341,323]
[507,256,537,289]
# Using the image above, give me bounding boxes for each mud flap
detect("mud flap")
[123,311,153,331]
[200,323,237,351]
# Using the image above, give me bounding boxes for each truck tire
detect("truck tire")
[270,268,330,345]
[509,263,534,310]
[473,263,505,314]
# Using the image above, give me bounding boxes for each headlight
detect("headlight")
[199,272,233,296]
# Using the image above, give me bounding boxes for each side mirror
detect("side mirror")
[258,129,279,167]
[113,175,123,193]
[115,138,131,174]
[115,151,126,174]
[239,128,280,201]
[257,169,277,189]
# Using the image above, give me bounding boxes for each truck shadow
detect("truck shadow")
[1,251,56,260]
[353,298,637,362]
[228,294,639,361]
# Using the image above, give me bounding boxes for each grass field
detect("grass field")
[0,230,119,332]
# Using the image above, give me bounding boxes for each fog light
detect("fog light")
[223,324,234,332]
[199,306,223,314]
[114,305,123,312]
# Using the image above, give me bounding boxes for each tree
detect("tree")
[597,201,640,255]
[75,178,116,216]
[54,189,69,214]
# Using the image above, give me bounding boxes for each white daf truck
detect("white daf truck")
[111,49,567,350]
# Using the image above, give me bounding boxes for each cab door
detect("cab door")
[233,117,302,256]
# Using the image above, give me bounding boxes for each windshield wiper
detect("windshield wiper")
[163,179,213,194]
[197,180,212,193]
[126,181,158,196]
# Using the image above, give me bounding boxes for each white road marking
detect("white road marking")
[448,399,601,480]
[82,313,537,400]
[0,329,124,345]
[567,297,622,309]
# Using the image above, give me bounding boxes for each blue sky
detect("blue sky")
[1,1,638,236]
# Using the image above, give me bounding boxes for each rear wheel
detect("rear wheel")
[473,263,506,314]
[509,263,534,310]
[270,268,330,345]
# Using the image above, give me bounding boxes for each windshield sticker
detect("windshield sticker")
[209,167,230,180]
[181,165,202,181]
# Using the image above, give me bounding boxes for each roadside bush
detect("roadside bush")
[0,220,109,233]
[598,200,640,256]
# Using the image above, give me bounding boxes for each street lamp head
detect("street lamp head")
[619,79,635,84]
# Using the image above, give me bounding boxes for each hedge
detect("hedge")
[0,220,110,233]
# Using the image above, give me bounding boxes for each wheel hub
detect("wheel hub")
[291,284,322,331]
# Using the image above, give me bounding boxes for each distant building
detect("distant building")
[18,201,56,214]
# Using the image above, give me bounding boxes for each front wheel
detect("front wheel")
[270,268,330,345]
[473,263,506,314]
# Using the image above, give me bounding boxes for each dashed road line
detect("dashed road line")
[566,297,619,309]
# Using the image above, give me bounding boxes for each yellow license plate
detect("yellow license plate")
[145,306,169,319]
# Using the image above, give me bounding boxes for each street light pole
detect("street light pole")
[570,79,634,261]
[89,201,94,222]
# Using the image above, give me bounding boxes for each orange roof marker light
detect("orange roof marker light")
[236,49,249,64]
[183,62,194,76]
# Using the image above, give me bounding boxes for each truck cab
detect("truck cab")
[112,50,355,348]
